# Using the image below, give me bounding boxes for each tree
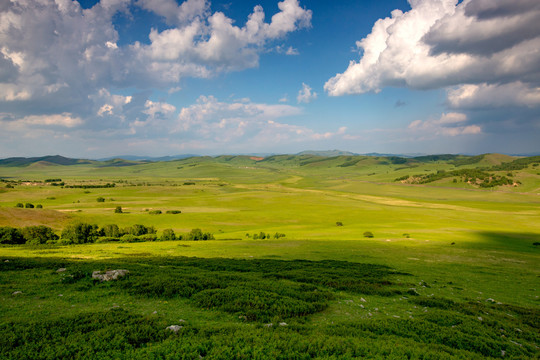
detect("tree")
[22,226,59,244]
[363,231,374,238]
[25,203,34,208]
[15,203,23,208]
[36,204,43,208]
[161,229,176,241]
[0,227,25,244]
[61,222,99,244]
[115,206,123,213]
[102,224,121,238]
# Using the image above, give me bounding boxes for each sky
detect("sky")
[0,0,539,158]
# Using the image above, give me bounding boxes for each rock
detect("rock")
[56,268,67,273]
[178,319,186,323]
[501,350,506,357]
[167,325,182,333]
[486,298,496,303]
[478,317,483,321]
[4,260,9,262]
[12,291,22,296]
[279,322,287,327]
[92,269,129,281]
[264,323,273,327]
[360,298,367,302]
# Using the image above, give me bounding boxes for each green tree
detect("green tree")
[101,224,121,238]
[60,222,99,244]
[115,206,123,213]
[161,229,176,241]
[363,231,374,238]
[0,227,25,244]
[21,226,59,244]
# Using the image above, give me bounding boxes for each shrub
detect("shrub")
[138,234,158,242]
[36,204,43,209]
[336,222,343,226]
[120,234,141,243]
[21,225,59,244]
[15,203,23,208]
[114,206,123,213]
[124,224,156,236]
[149,210,162,215]
[166,210,182,214]
[25,203,34,208]
[363,231,374,238]
[96,197,105,202]
[161,229,176,241]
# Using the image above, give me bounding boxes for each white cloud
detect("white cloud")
[408,112,482,136]
[1,113,83,131]
[447,82,540,109]
[143,100,176,117]
[297,83,317,103]
[174,96,343,147]
[325,0,540,96]
[0,0,311,116]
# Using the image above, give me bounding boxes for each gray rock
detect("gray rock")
[12,291,22,296]
[56,268,67,273]
[167,325,182,333]
[92,269,129,281]
[279,322,287,327]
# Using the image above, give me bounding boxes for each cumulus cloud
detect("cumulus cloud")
[0,0,311,119]
[297,83,317,103]
[408,112,481,137]
[325,0,540,96]
[447,82,540,109]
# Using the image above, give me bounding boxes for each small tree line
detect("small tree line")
[0,223,215,245]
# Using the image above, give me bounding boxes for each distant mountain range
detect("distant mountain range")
[1,151,537,168]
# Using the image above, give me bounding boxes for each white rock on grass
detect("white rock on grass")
[56,268,67,273]
[167,325,182,333]
[92,269,129,281]
[12,291,22,296]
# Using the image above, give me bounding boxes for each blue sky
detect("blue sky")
[1,0,539,157]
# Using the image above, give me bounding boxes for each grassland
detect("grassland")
[0,154,539,359]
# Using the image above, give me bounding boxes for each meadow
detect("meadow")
[0,154,539,359]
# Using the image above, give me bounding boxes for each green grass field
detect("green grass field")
[1,154,539,359]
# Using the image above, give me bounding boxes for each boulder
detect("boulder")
[167,325,182,333]
[92,269,129,281]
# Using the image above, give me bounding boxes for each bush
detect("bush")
[114,206,123,213]
[161,229,176,241]
[96,197,105,202]
[165,210,181,214]
[22,226,59,244]
[124,224,156,236]
[138,234,158,242]
[363,231,374,238]
[336,222,343,226]
[36,204,43,208]
[149,210,162,215]
[15,203,23,208]
[120,234,141,243]
[25,203,34,208]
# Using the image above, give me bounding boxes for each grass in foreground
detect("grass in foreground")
[1,255,538,359]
